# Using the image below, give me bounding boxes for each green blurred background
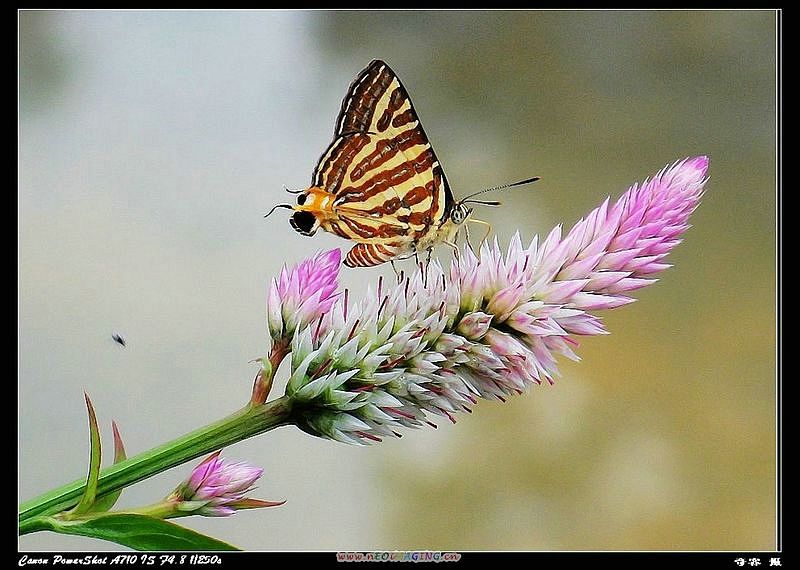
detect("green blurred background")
[19,10,776,550]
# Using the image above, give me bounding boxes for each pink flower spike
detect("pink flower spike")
[556,157,706,293]
[278,157,707,444]
[171,452,283,518]
[267,249,342,341]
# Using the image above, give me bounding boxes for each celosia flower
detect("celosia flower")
[169,451,284,517]
[266,248,341,341]
[279,157,708,444]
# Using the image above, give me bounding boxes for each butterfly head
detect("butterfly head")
[449,202,474,226]
[266,186,336,237]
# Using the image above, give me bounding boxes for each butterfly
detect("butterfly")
[266,59,537,268]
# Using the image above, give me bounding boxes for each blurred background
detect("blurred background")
[19,10,776,551]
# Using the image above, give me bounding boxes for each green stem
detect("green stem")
[124,501,180,520]
[19,517,50,535]
[19,396,294,530]
[250,339,290,406]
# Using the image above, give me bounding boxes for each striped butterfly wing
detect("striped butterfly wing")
[312,60,455,267]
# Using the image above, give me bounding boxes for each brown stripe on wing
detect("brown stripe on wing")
[324,220,353,240]
[311,135,345,186]
[402,184,432,206]
[391,109,417,129]
[336,147,436,205]
[391,179,437,230]
[406,166,449,244]
[312,134,370,191]
[398,210,434,227]
[337,196,405,217]
[416,165,447,236]
[338,215,409,240]
[335,60,394,136]
[349,128,428,183]
[375,86,408,133]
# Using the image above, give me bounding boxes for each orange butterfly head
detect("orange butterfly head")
[265,186,338,237]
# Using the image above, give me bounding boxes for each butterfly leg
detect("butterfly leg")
[416,249,433,287]
[413,252,429,287]
[390,260,401,281]
[467,218,493,248]
[443,240,460,260]
[463,222,476,254]
[412,252,426,286]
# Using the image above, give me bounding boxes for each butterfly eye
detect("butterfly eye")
[451,205,468,225]
[290,211,317,236]
[297,194,307,205]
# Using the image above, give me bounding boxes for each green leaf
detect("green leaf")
[69,393,102,517]
[40,514,240,551]
[112,421,128,462]
[228,497,286,510]
[89,421,128,513]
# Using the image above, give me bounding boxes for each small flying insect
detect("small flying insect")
[112,333,127,348]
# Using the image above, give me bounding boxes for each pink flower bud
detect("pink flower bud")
[456,311,493,340]
[171,451,283,517]
[266,249,341,341]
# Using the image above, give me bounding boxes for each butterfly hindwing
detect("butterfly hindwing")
[344,242,405,268]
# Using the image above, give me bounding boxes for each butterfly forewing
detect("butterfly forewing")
[311,60,454,266]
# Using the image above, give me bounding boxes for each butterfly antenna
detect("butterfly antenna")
[283,185,304,195]
[264,204,294,218]
[462,199,502,207]
[460,176,540,204]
